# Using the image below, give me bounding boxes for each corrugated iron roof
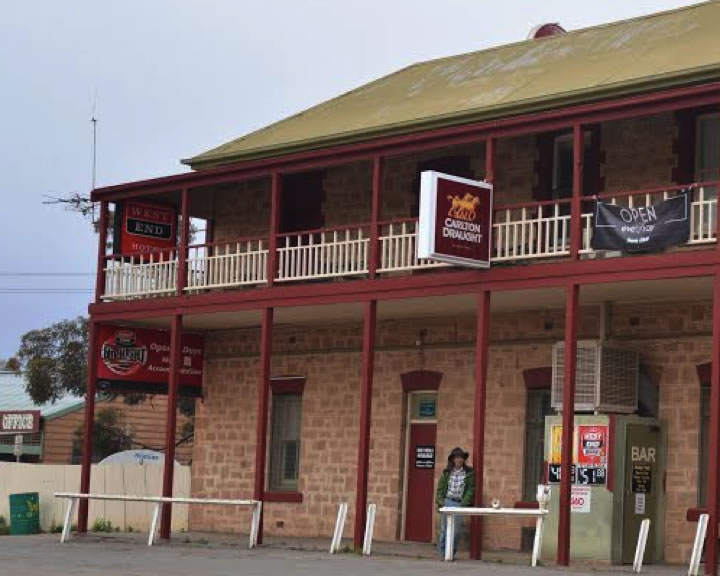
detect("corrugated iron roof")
[187,2,720,169]
[0,372,84,419]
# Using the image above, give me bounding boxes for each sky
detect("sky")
[0,0,697,358]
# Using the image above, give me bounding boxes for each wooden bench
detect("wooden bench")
[54,492,262,548]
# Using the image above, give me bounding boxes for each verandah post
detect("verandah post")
[470,290,491,559]
[354,300,377,549]
[557,283,579,566]
[267,173,281,286]
[94,201,109,302]
[77,320,99,533]
[159,313,183,539]
[570,124,584,258]
[705,273,720,574]
[368,156,382,278]
[177,188,190,295]
[253,307,273,544]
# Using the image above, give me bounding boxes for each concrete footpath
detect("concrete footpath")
[0,533,688,576]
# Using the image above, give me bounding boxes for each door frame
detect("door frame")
[400,389,438,540]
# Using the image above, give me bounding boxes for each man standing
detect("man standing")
[436,447,475,557]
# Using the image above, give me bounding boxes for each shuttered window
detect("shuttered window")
[523,389,553,501]
[269,393,303,492]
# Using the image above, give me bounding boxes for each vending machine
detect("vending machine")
[540,414,666,564]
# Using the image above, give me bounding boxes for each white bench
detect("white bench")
[440,485,551,566]
[54,492,262,548]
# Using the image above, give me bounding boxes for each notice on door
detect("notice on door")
[571,486,591,513]
[635,493,646,515]
[631,465,652,493]
[415,445,435,469]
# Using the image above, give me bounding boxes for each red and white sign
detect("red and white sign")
[97,326,204,397]
[0,411,40,434]
[120,201,177,254]
[571,486,592,513]
[577,425,608,465]
[417,171,493,268]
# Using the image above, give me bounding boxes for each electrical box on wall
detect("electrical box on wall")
[541,414,666,565]
[552,341,639,413]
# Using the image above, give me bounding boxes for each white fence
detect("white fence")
[0,462,190,532]
[493,203,571,261]
[186,240,268,292]
[378,220,447,273]
[103,251,177,300]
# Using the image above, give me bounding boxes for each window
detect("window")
[695,114,720,183]
[551,132,594,200]
[699,385,710,507]
[280,171,325,234]
[269,392,303,492]
[523,388,554,501]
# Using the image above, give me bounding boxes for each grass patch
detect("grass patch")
[91,518,115,533]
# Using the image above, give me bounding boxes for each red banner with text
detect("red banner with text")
[96,325,203,397]
[120,201,177,254]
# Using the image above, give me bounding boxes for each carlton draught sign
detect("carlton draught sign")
[417,171,493,268]
[97,326,204,397]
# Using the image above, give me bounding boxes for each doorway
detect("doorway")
[403,391,438,542]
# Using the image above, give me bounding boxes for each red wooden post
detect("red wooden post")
[159,314,183,539]
[570,124,584,258]
[354,300,377,549]
[485,137,495,183]
[177,188,190,295]
[368,156,382,278]
[557,283,579,565]
[706,273,720,574]
[77,320,99,533]
[94,201,109,302]
[267,173,281,286]
[253,307,273,544]
[470,290,491,559]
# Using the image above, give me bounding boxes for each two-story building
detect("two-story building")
[78,2,720,569]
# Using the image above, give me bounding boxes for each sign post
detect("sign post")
[13,434,23,462]
[417,171,493,268]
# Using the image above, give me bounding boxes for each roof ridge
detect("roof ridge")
[409,1,713,69]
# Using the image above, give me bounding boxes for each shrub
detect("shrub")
[0,516,9,536]
[90,518,114,533]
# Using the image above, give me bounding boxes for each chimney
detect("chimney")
[527,23,566,39]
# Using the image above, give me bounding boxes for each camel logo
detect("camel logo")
[447,193,480,221]
[100,329,148,376]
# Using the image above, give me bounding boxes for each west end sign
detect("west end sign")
[417,171,493,268]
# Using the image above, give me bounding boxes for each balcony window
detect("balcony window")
[269,391,303,492]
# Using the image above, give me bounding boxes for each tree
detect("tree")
[71,407,133,463]
[0,357,19,371]
[16,317,88,404]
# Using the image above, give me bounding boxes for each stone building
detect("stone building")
[79,2,720,568]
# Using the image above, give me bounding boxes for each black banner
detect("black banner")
[591,190,690,253]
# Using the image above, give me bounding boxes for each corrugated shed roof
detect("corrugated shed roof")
[0,372,84,419]
[187,2,720,168]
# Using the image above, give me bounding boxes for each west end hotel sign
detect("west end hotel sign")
[417,171,493,268]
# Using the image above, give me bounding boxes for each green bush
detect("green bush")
[0,516,9,536]
[49,521,63,534]
[90,518,114,533]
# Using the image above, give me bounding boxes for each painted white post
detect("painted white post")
[362,503,376,556]
[444,512,455,561]
[249,501,262,549]
[148,502,161,546]
[330,502,348,554]
[689,513,709,576]
[532,485,551,567]
[632,518,651,573]
[60,497,77,544]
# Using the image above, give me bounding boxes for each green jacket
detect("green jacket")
[436,467,476,509]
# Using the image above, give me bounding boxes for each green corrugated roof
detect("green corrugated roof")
[186,2,720,169]
[0,371,84,419]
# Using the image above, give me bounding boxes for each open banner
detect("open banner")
[591,190,690,253]
[96,326,204,397]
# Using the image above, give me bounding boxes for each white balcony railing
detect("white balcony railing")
[102,250,177,301]
[378,220,448,273]
[185,239,268,292]
[276,226,370,282]
[99,184,718,300]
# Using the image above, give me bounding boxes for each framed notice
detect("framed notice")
[417,171,493,268]
[415,445,435,469]
[96,325,204,397]
[120,201,177,254]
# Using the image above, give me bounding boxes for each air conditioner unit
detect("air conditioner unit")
[552,340,639,413]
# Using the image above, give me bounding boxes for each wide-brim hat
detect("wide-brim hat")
[448,447,469,461]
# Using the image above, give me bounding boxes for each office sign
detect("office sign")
[417,171,493,268]
[96,325,204,397]
[591,190,690,252]
[120,201,177,254]
[0,411,41,434]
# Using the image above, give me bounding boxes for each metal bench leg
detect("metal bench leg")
[531,515,544,567]
[60,498,77,543]
[148,502,162,547]
[444,514,454,561]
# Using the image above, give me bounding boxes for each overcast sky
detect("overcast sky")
[0,0,695,358]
